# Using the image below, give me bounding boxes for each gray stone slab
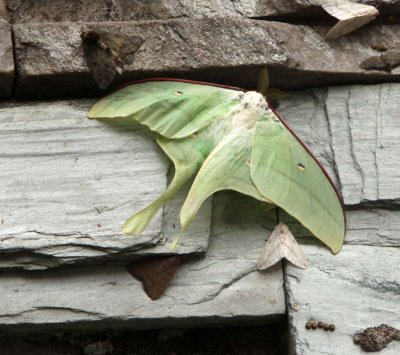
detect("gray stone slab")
[345,209,400,247]
[4,0,251,22]
[0,100,211,270]
[285,244,400,355]
[0,19,13,98]
[0,192,285,330]
[278,83,400,206]
[12,19,400,97]
[4,0,397,22]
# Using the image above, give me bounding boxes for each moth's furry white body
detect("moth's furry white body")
[229,91,270,131]
[257,223,309,270]
[208,91,271,143]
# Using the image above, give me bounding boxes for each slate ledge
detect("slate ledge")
[10,18,400,98]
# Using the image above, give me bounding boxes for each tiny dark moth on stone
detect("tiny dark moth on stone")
[127,255,182,300]
[81,29,125,90]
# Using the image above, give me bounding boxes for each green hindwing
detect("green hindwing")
[250,113,345,254]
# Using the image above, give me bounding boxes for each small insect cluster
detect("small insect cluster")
[305,320,335,332]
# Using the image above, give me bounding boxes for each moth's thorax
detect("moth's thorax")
[230,91,269,130]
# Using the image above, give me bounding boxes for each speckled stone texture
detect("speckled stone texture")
[0,13,13,97]
[4,0,399,22]
[11,19,400,97]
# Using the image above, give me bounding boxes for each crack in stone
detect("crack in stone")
[345,89,365,201]
[374,84,382,200]
[185,266,257,305]
[348,278,400,296]
[1,306,107,319]
[27,230,94,239]
[311,89,343,192]
[167,24,188,44]
[285,272,301,285]
[345,199,400,209]
[189,261,219,272]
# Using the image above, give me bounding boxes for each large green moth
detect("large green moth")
[88,78,345,255]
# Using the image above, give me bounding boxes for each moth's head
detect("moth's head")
[241,91,269,111]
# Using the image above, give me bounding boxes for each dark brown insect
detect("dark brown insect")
[305,322,312,329]
[81,30,101,45]
[80,29,125,90]
[371,42,389,52]
[311,322,318,330]
[329,324,336,331]
[127,255,182,300]
[323,323,331,331]
[318,321,324,329]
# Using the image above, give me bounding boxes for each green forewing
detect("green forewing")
[250,115,345,254]
[88,81,242,139]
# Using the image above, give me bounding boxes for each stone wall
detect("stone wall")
[0,1,399,354]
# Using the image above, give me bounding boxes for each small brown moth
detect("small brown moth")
[257,223,309,270]
[127,255,182,300]
[320,0,379,39]
[80,29,143,90]
[81,29,125,90]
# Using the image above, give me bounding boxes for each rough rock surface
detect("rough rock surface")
[0,100,211,270]
[4,0,250,22]
[285,244,400,355]
[0,18,14,98]
[278,84,400,206]
[12,19,400,97]
[0,192,285,330]
[3,0,398,22]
